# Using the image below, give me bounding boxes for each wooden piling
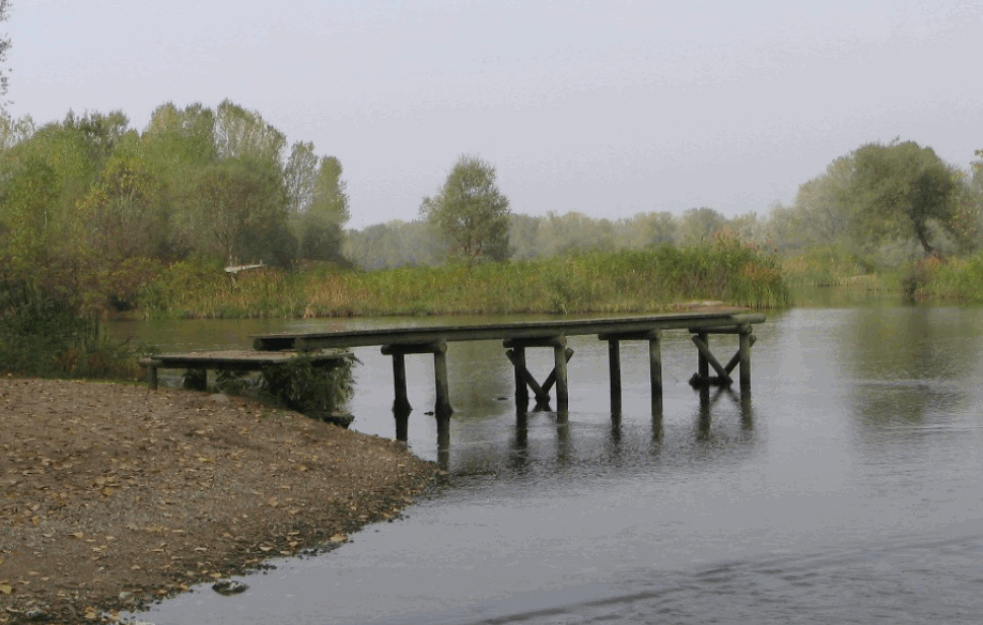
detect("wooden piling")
[433,345,452,417]
[511,346,529,407]
[147,361,159,391]
[697,332,709,381]
[391,352,411,413]
[553,339,569,411]
[648,331,663,416]
[738,324,752,390]
[608,340,622,414]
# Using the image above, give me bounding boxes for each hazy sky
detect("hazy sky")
[6,1,983,228]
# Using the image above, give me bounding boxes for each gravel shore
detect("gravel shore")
[0,378,440,624]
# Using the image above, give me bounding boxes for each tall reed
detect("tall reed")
[140,240,791,319]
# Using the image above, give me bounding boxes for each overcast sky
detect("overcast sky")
[6,0,983,228]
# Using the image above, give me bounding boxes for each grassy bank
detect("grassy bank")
[139,242,791,319]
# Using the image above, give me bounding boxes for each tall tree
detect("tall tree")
[0,112,33,151]
[214,99,285,164]
[420,154,511,263]
[792,155,854,248]
[187,156,293,266]
[298,156,350,262]
[849,141,966,258]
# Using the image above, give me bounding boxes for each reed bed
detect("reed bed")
[140,242,790,320]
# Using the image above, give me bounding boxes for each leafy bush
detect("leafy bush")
[260,353,357,422]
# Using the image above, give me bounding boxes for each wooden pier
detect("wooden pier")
[252,312,765,422]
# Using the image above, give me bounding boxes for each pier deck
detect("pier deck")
[253,312,765,425]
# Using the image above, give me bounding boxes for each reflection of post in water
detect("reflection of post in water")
[741,389,754,431]
[508,410,530,472]
[555,409,570,463]
[694,386,754,440]
[436,413,451,471]
[697,385,712,440]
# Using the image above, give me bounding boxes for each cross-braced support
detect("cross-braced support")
[503,336,573,411]
[687,324,756,389]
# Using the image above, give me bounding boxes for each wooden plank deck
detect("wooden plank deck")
[252,312,766,351]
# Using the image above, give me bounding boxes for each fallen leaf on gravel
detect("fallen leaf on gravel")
[0,584,12,594]
[69,532,83,539]
[329,534,346,543]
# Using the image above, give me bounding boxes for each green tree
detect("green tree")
[142,102,218,257]
[285,145,351,263]
[188,156,293,266]
[0,111,33,151]
[420,154,511,262]
[849,141,967,258]
[76,146,167,261]
[678,207,727,246]
[215,99,285,164]
[299,156,350,262]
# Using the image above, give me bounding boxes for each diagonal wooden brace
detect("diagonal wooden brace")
[505,347,574,405]
[723,334,757,375]
[691,334,732,385]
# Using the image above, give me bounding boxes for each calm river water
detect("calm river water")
[117,306,983,624]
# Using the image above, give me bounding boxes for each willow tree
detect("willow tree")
[420,154,511,263]
[849,141,969,258]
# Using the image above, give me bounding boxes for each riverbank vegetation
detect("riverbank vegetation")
[139,237,789,319]
[4,100,983,339]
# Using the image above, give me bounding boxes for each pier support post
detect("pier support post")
[738,324,752,390]
[697,332,709,381]
[512,346,529,408]
[394,409,410,442]
[391,353,411,413]
[147,361,159,391]
[607,340,622,415]
[433,344,452,418]
[648,330,663,416]
[553,339,569,411]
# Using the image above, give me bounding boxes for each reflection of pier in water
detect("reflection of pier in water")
[482,386,756,476]
[254,312,764,464]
